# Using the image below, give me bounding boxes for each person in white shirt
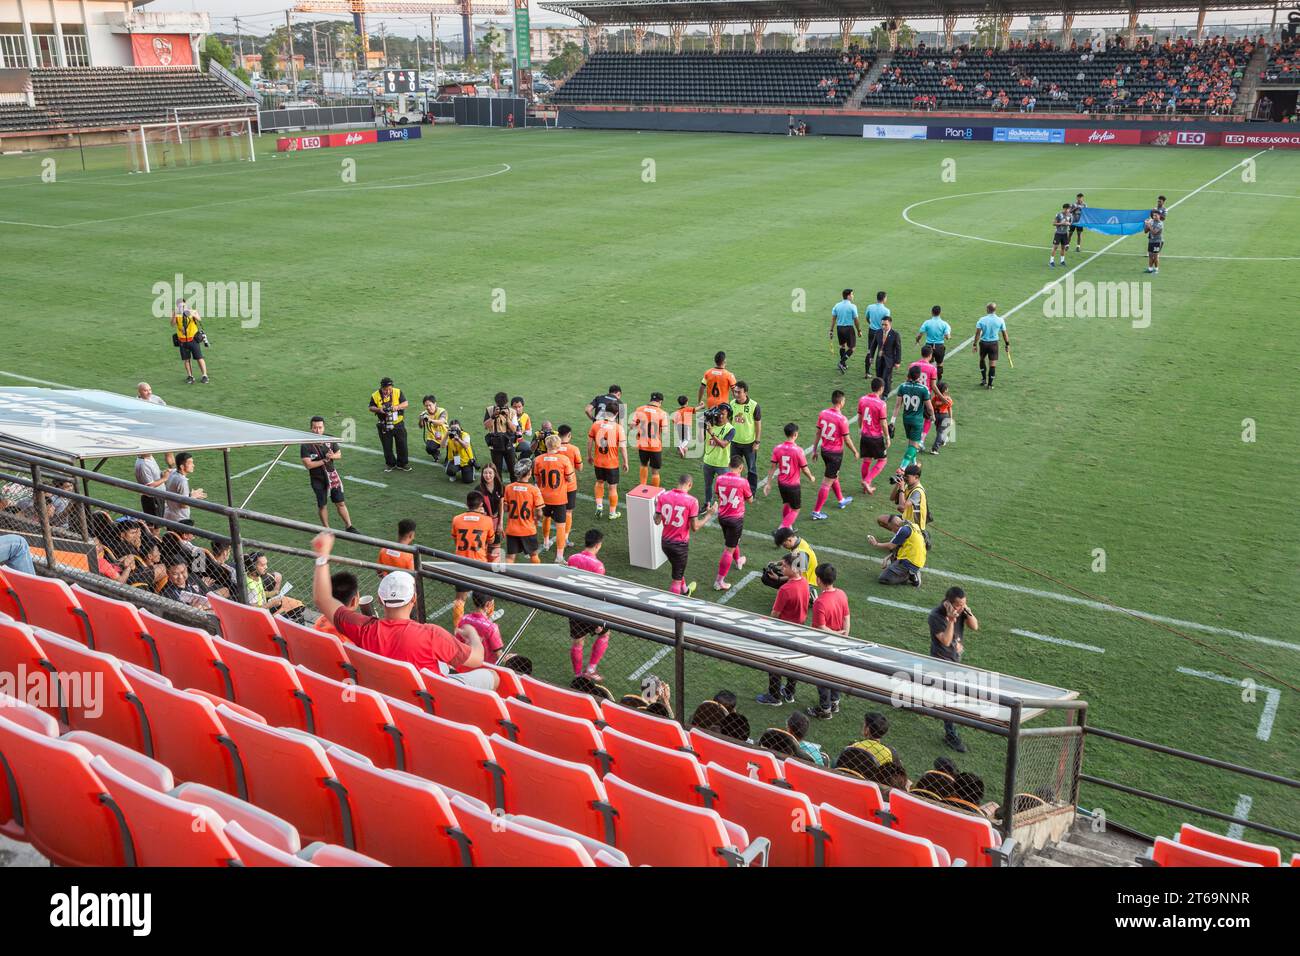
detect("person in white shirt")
[134,453,172,519]
[137,382,166,406]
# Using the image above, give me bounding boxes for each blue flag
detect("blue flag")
[1078,207,1150,236]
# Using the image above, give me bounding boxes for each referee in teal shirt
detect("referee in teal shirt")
[830,289,861,375]
[973,303,1010,389]
[916,305,952,379]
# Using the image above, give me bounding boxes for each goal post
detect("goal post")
[129,117,256,174]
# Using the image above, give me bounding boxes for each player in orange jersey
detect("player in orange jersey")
[557,424,584,546]
[533,435,576,562]
[502,461,545,564]
[671,395,695,458]
[450,490,495,626]
[629,391,670,487]
[587,417,628,519]
[697,351,737,410]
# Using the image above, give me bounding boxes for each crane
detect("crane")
[291,1,513,67]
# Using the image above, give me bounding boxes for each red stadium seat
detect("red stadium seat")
[61,731,173,791]
[89,756,239,866]
[293,666,403,770]
[324,746,471,866]
[2,568,92,646]
[139,610,232,699]
[212,636,313,732]
[519,673,605,723]
[224,820,314,867]
[491,734,616,843]
[1176,823,1282,867]
[0,618,60,720]
[480,662,526,698]
[70,585,160,671]
[171,781,303,855]
[505,696,608,774]
[0,693,58,838]
[1148,836,1260,868]
[121,667,244,794]
[706,762,826,867]
[347,644,434,713]
[385,699,503,807]
[818,803,950,867]
[37,630,153,755]
[503,812,629,867]
[424,669,515,739]
[0,567,25,622]
[781,758,888,823]
[0,717,129,865]
[601,725,712,806]
[298,842,387,866]
[208,592,287,658]
[603,773,768,867]
[888,788,1014,867]
[215,705,350,847]
[450,796,596,867]
[688,727,785,784]
[601,700,690,750]
[277,617,356,682]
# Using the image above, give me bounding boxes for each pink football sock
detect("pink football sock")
[670,579,683,594]
[588,634,609,669]
[923,419,932,438]
[787,509,800,527]
[780,503,792,526]
[831,478,843,501]
[570,642,584,675]
[814,484,831,513]
[718,550,733,580]
[861,459,872,481]
[866,459,888,484]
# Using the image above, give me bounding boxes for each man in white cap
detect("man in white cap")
[311,531,497,689]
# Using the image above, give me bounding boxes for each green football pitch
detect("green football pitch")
[1,126,1297,844]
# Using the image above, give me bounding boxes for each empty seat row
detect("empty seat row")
[1142,823,1299,868]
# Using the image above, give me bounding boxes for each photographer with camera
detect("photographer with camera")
[170,302,210,384]
[877,463,928,538]
[369,377,410,472]
[444,421,477,484]
[700,402,734,509]
[301,416,357,533]
[483,391,520,478]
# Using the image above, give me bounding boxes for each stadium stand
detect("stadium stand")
[0,67,250,134]
[552,51,870,107]
[1261,37,1300,82]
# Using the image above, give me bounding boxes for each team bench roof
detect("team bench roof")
[540,0,1274,26]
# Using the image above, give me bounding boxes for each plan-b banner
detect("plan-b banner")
[1078,207,1151,236]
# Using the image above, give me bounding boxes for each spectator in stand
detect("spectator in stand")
[718,710,751,743]
[244,551,303,620]
[163,453,207,523]
[690,699,728,732]
[315,571,361,638]
[378,518,417,574]
[161,558,211,610]
[134,452,172,519]
[0,533,35,575]
[94,536,133,585]
[459,591,504,665]
[311,531,496,689]
[786,710,828,767]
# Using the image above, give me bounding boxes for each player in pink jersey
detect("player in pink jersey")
[810,389,861,521]
[909,345,940,440]
[712,455,754,591]
[653,474,716,596]
[764,422,816,528]
[857,377,892,495]
[565,528,611,679]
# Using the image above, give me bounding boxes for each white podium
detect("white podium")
[626,483,666,570]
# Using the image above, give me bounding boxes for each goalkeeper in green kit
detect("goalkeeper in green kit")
[889,365,934,477]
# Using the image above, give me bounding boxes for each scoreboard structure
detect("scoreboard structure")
[382,70,419,95]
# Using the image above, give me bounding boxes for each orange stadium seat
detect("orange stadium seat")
[298,843,387,866]
[479,662,526,698]
[171,781,303,855]
[70,585,160,671]
[451,796,597,867]
[1175,823,1282,867]
[277,617,356,682]
[324,745,471,867]
[706,762,826,867]
[0,716,130,865]
[887,789,1014,867]
[139,610,233,698]
[781,758,888,823]
[1148,836,1260,867]
[818,803,951,867]
[602,773,768,867]
[294,666,404,770]
[384,699,503,807]
[490,734,616,844]
[601,724,712,806]
[424,669,515,738]
[120,666,244,794]
[208,592,287,658]
[688,727,785,785]
[0,618,60,720]
[501,812,629,866]
[505,696,608,773]
[61,730,173,791]
[213,636,313,732]
[37,630,153,755]
[0,568,25,621]
[347,644,434,713]
[520,673,605,723]
[601,700,691,750]
[90,756,240,867]
[215,705,351,847]
[223,820,314,867]
[0,693,59,838]
[2,568,93,646]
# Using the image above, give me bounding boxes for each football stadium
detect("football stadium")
[0,0,1297,907]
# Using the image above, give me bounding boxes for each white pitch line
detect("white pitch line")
[1010,628,1105,654]
[1175,667,1280,742]
[717,570,761,605]
[422,492,472,509]
[229,459,276,480]
[0,369,76,387]
[1226,794,1253,841]
[344,475,388,488]
[628,645,672,682]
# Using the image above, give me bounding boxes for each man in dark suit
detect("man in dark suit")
[874,315,902,399]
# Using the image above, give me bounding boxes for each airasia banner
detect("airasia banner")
[1141,130,1221,147]
[130,34,194,68]
[326,130,378,147]
[276,135,324,152]
[1221,131,1300,149]
[1065,128,1143,146]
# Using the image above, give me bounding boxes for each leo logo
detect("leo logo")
[1224,134,1245,144]
[151,36,174,66]
[1175,131,1206,146]
[302,136,321,149]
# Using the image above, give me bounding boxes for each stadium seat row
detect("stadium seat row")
[1142,824,1299,868]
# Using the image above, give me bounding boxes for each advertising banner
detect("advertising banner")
[514,0,532,70]
[276,135,324,152]
[1221,131,1300,149]
[863,124,928,139]
[926,125,994,141]
[994,127,1065,143]
[1064,128,1143,146]
[326,129,379,147]
[130,34,194,68]
[377,126,422,142]
[1141,129,1221,147]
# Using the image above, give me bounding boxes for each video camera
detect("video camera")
[702,403,731,427]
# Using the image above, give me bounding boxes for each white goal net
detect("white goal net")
[128,117,256,174]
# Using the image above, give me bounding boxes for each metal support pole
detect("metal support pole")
[673,618,686,725]
[30,464,56,570]
[1001,700,1022,840]
[228,511,249,605]
[412,548,427,621]
[222,447,235,507]
[1070,704,1088,806]
[76,458,90,543]
[286,10,298,91]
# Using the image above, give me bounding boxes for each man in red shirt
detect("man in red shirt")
[311,532,496,690]
[807,564,850,720]
[756,553,808,706]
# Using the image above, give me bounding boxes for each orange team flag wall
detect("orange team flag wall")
[130,34,194,68]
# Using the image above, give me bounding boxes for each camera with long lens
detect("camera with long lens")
[701,403,731,427]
